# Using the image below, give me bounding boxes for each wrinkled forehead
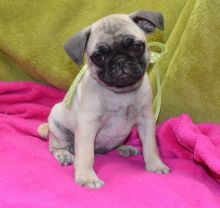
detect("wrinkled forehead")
[87,14,146,53]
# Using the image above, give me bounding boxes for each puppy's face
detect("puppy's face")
[65,11,164,90]
[87,16,147,88]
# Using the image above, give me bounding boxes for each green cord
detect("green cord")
[148,42,166,121]
[154,64,162,121]
[63,64,87,108]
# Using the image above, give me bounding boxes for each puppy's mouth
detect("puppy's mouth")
[101,65,145,88]
[111,73,141,88]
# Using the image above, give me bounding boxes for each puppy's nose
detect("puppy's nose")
[112,57,126,70]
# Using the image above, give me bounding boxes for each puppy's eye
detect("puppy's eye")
[124,37,135,47]
[130,43,145,53]
[91,52,105,66]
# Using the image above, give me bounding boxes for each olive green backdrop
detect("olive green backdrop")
[0,0,220,123]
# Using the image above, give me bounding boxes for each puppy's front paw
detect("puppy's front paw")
[146,160,170,174]
[54,150,74,166]
[75,171,105,189]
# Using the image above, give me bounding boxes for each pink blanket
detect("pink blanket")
[0,82,220,208]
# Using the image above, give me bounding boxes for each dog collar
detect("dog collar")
[63,42,166,121]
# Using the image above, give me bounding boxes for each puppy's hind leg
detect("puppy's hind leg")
[49,121,74,166]
[38,123,49,139]
[117,145,140,157]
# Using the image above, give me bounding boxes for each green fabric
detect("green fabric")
[150,0,220,123]
[0,0,220,123]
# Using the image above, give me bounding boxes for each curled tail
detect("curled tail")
[37,123,49,140]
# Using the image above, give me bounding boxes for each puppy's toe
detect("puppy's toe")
[118,145,140,157]
[77,178,104,189]
[146,161,170,174]
[83,179,105,189]
[54,150,74,166]
[75,172,105,189]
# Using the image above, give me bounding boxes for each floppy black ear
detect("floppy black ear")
[130,11,164,33]
[64,27,91,66]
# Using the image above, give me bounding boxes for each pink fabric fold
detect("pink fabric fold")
[0,82,220,208]
[157,115,220,183]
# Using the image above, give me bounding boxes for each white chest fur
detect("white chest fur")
[94,106,139,151]
[93,75,152,152]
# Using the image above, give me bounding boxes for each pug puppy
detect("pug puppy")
[38,11,170,189]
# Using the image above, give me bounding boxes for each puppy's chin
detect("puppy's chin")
[102,73,144,88]
[98,63,146,89]
[89,67,144,93]
[99,76,144,93]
